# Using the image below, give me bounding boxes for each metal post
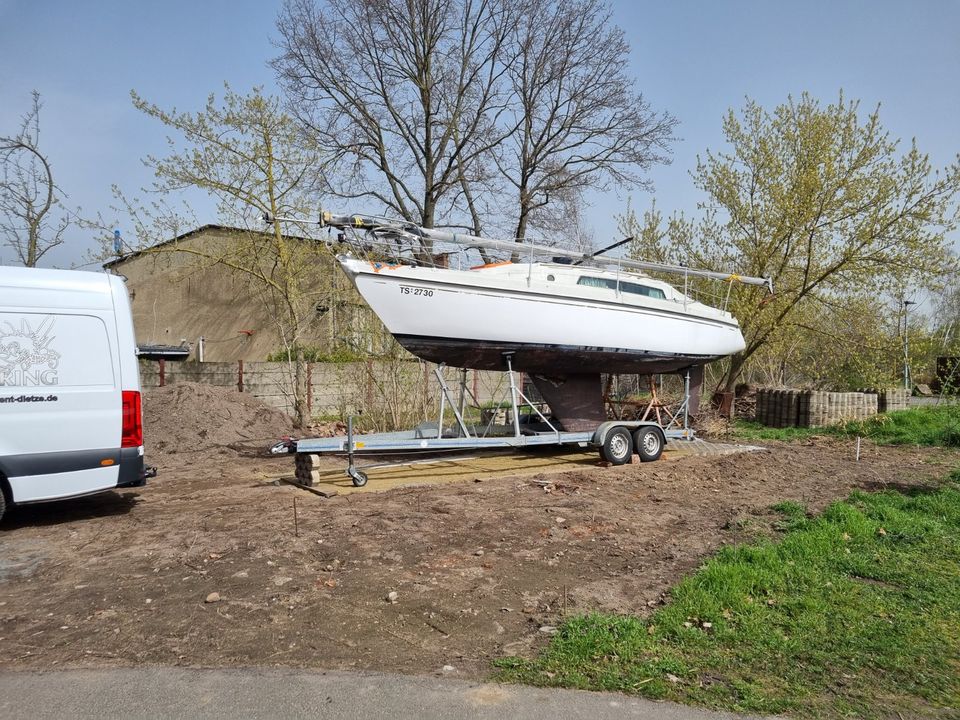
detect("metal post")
[237,359,244,393]
[198,336,205,363]
[346,415,357,476]
[434,366,471,439]
[458,368,468,420]
[683,369,691,431]
[437,372,447,439]
[158,358,165,388]
[505,355,522,438]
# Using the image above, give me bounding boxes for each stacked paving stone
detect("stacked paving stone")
[295,454,322,486]
[860,387,910,412]
[756,388,886,428]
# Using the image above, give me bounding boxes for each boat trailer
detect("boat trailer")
[273,356,697,488]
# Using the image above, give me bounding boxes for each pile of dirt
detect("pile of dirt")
[143,382,295,455]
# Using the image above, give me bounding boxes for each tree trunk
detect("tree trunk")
[721,352,748,393]
[292,357,308,428]
[513,190,531,261]
[514,195,530,243]
[27,225,39,267]
[419,192,436,259]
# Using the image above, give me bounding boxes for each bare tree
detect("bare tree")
[502,0,676,242]
[1,91,71,266]
[273,0,675,247]
[273,0,514,254]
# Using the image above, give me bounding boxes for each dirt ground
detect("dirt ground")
[1,390,958,679]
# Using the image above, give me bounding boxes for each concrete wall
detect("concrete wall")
[139,359,513,424]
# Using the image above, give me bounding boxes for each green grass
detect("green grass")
[845,406,960,447]
[732,405,960,447]
[496,478,960,718]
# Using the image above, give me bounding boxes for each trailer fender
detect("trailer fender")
[591,421,663,448]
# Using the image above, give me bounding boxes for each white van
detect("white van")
[0,266,154,521]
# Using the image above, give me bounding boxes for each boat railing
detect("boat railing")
[263,210,773,310]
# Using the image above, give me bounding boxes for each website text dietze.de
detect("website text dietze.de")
[0,393,59,404]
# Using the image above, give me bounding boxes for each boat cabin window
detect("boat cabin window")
[577,276,666,300]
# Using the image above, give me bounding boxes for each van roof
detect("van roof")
[0,266,116,310]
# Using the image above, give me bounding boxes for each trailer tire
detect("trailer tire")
[634,426,665,462]
[600,427,633,465]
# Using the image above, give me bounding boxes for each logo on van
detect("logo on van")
[0,317,60,387]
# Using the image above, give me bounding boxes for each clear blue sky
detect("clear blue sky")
[1,0,958,267]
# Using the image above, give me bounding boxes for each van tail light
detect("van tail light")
[121,390,143,448]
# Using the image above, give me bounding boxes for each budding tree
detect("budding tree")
[123,86,325,426]
[623,92,960,392]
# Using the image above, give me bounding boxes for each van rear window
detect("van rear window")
[0,312,114,389]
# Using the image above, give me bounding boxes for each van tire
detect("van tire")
[0,476,8,523]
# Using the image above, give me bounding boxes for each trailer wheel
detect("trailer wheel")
[347,467,368,487]
[600,427,633,465]
[634,426,665,462]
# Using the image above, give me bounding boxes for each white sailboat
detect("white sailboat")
[337,255,747,375]
[318,212,769,375]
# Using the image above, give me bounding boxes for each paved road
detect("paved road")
[0,668,778,719]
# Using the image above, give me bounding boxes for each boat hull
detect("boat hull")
[341,258,744,375]
[393,334,719,375]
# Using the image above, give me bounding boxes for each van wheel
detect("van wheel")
[600,427,633,465]
[634,426,665,462]
[0,480,7,523]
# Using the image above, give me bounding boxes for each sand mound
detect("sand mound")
[143,382,295,455]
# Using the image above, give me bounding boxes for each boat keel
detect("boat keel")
[529,374,606,432]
